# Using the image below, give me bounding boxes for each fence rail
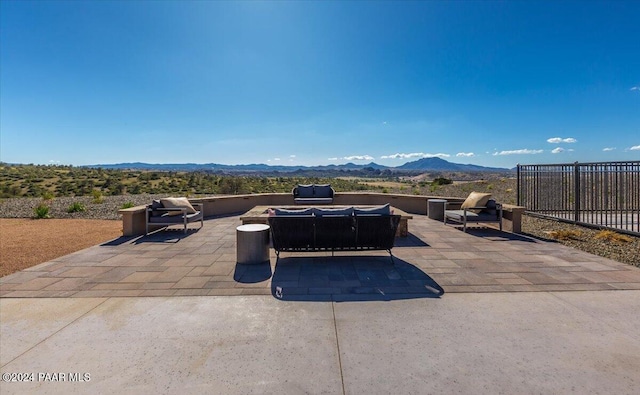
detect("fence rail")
[517,161,640,236]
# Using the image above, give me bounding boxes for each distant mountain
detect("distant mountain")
[396,157,508,172]
[88,158,508,173]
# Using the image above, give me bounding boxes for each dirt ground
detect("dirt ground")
[0,218,122,277]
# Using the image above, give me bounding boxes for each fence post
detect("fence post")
[574,161,580,224]
[516,164,521,206]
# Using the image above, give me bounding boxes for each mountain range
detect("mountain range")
[89,157,509,173]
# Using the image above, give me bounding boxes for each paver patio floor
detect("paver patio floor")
[2,214,639,299]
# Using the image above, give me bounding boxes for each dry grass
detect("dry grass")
[548,229,583,241]
[0,218,122,277]
[594,229,633,244]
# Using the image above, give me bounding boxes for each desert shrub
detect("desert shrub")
[34,203,50,219]
[41,191,55,200]
[432,177,453,186]
[91,189,104,203]
[382,188,389,194]
[67,202,86,213]
[120,202,135,209]
[549,230,582,240]
[594,230,632,243]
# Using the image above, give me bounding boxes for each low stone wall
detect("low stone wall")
[118,193,525,236]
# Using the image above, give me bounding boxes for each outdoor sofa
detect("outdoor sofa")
[268,204,400,263]
[292,184,335,205]
[145,197,204,235]
[443,192,503,232]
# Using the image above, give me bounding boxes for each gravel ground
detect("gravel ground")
[0,194,168,220]
[1,194,638,269]
[521,215,639,267]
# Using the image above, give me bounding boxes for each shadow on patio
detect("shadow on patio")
[267,256,444,302]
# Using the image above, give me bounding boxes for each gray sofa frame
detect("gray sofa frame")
[268,214,401,263]
[145,202,204,235]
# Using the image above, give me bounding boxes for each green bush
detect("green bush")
[120,201,135,209]
[91,189,104,203]
[41,191,55,200]
[432,177,453,186]
[34,203,50,219]
[67,202,86,213]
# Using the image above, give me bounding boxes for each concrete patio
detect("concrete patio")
[2,214,640,394]
[1,213,639,299]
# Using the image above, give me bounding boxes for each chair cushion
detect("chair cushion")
[150,199,163,217]
[354,203,391,215]
[313,207,354,217]
[274,207,314,216]
[461,192,492,213]
[445,210,498,223]
[313,184,333,198]
[296,185,314,198]
[148,211,201,223]
[160,197,197,216]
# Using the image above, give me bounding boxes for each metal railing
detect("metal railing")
[517,161,640,235]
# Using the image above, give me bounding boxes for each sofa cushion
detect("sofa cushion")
[461,192,492,213]
[160,197,197,216]
[354,203,391,216]
[150,199,163,217]
[484,199,497,216]
[274,207,314,216]
[296,185,314,198]
[313,207,354,217]
[313,184,333,198]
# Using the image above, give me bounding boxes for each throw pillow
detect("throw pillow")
[160,197,197,216]
[461,192,492,213]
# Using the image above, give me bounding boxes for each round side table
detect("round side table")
[236,224,270,264]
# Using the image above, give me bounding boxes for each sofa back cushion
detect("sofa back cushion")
[296,185,315,198]
[313,184,333,198]
[313,207,354,217]
[354,203,391,216]
[274,207,314,216]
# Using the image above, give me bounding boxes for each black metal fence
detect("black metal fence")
[517,161,640,236]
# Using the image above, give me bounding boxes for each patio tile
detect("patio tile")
[172,276,213,289]
[2,213,639,298]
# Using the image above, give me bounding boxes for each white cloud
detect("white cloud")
[343,155,374,161]
[456,152,475,157]
[493,149,544,156]
[289,155,296,158]
[603,147,616,151]
[551,147,565,154]
[380,152,450,159]
[327,157,339,161]
[631,87,640,91]
[630,145,640,151]
[547,137,577,144]
[274,158,281,161]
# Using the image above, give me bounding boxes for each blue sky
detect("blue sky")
[1,1,639,169]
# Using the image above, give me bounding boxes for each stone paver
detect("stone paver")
[1,214,639,299]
